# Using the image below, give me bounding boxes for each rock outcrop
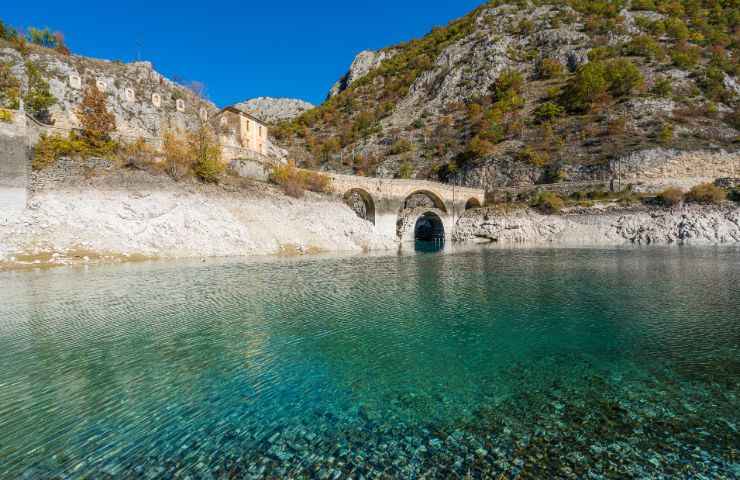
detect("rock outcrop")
[235,97,314,123]
[0,48,210,140]
[454,205,740,246]
[328,49,395,98]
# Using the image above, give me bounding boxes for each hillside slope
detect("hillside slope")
[273,0,739,189]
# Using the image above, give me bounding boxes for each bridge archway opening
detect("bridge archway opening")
[465,197,482,210]
[414,211,445,252]
[402,190,447,214]
[343,188,376,225]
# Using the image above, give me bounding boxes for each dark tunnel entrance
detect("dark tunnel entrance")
[414,212,445,252]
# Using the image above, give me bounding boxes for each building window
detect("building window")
[258,125,262,136]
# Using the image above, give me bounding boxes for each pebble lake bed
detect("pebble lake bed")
[0,246,738,479]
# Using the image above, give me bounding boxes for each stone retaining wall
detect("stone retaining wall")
[0,114,29,221]
[610,149,740,185]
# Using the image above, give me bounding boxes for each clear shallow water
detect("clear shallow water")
[0,247,738,479]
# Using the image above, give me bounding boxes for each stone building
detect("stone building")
[214,106,269,161]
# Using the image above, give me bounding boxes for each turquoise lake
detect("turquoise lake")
[0,247,738,479]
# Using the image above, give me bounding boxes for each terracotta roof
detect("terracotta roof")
[216,105,267,126]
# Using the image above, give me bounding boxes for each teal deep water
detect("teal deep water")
[0,247,738,479]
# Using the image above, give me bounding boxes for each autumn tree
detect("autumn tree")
[189,124,224,183]
[76,82,115,145]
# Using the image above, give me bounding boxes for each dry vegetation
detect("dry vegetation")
[269,162,333,198]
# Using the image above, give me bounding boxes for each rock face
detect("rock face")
[454,205,740,246]
[328,49,395,98]
[235,97,315,123]
[0,48,211,140]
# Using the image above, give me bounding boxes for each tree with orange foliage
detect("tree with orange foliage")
[76,83,115,146]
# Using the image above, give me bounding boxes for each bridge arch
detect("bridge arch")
[397,207,450,243]
[414,211,445,241]
[465,197,482,210]
[343,188,376,225]
[401,189,448,214]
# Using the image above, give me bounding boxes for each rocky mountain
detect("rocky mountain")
[235,97,314,124]
[328,50,396,98]
[272,0,740,190]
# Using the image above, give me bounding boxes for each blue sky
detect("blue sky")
[4,1,483,107]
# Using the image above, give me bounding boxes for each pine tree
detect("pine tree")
[24,62,56,122]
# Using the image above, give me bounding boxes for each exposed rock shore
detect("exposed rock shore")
[0,170,395,270]
[2,166,739,272]
[454,204,740,246]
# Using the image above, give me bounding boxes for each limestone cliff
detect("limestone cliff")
[328,49,397,99]
[0,47,211,140]
[235,97,315,124]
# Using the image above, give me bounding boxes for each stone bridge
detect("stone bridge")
[327,173,485,242]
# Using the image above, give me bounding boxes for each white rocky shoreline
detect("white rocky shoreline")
[0,171,397,270]
[454,204,740,246]
[1,170,739,271]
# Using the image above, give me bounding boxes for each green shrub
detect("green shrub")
[588,46,618,62]
[536,58,564,79]
[561,59,642,112]
[697,66,731,103]
[26,27,57,48]
[515,19,534,35]
[24,62,56,123]
[561,61,609,112]
[659,123,674,144]
[492,68,524,102]
[651,76,673,97]
[190,127,224,183]
[270,162,333,198]
[671,46,700,69]
[532,191,564,214]
[398,161,414,179]
[389,138,413,155]
[656,187,684,206]
[32,132,117,170]
[517,146,549,168]
[624,35,665,61]
[533,102,564,123]
[193,155,224,183]
[604,58,644,97]
[0,108,12,123]
[467,135,495,158]
[0,21,19,42]
[0,62,20,109]
[727,188,740,203]
[685,183,726,204]
[664,17,689,42]
[631,0,656,10]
